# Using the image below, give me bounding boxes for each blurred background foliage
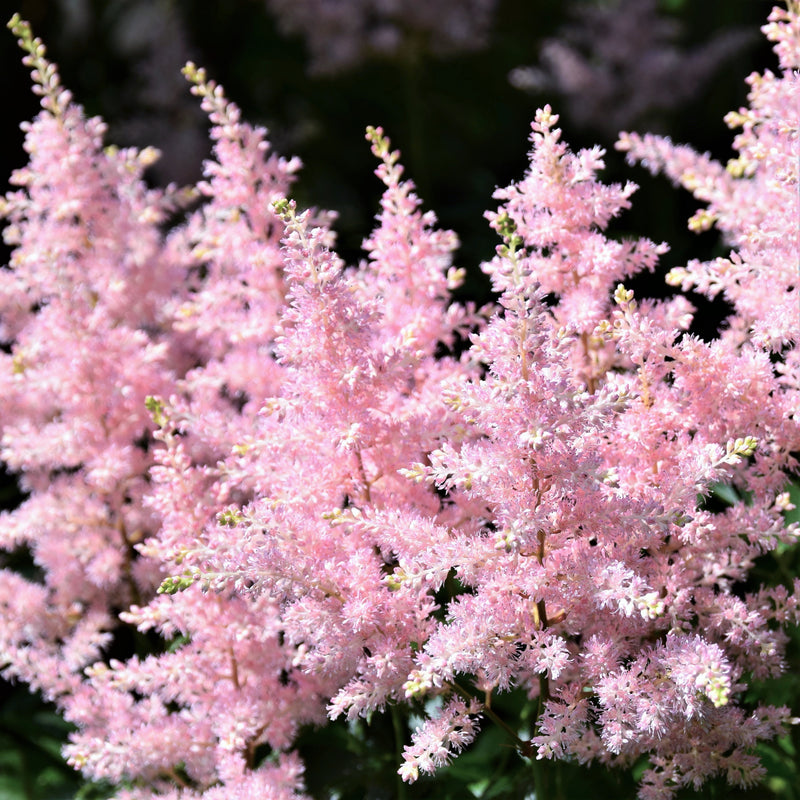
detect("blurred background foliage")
[0,0,797,798]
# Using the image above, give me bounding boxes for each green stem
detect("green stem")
[451,680,556,799]
[391,705,407,800]
[531,751,551,800]
[451,681,532,756]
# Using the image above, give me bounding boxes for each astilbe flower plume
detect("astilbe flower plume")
[617,3,800,353]
[72,119,476,795]
[0,5,799,800]
[46,47,475,797]
[0,14,194,703]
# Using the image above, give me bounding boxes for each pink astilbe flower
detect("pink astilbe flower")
[56,79,474,792]
[398,695,482,781]
[617,4,800,352]
[0,15,193,701]
[383,96,798,793]
[0,19,323,798]
[61,66,333,797]
[1,4,799,800]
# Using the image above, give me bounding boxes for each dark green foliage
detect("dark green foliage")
[0,685,84,800]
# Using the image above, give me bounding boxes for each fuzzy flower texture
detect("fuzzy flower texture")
[1,6,799,800]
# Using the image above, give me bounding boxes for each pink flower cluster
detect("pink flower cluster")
[1,5,798,800]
